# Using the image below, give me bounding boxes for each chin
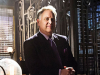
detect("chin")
[47,30,52,33]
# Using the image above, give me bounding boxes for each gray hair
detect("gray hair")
[37,5,57,20]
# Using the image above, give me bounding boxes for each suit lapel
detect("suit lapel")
[37,32,55,66]
[36,32,63,68]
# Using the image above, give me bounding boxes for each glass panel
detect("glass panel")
[0,8,13,59]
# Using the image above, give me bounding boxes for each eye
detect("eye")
[45,17,49,21]
[51,18,55,22]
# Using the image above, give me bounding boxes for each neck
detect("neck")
[47,32,52,37]
[39,30,52,37]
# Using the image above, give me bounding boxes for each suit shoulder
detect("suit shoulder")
[53,33,68,40]
[24,33,38,43]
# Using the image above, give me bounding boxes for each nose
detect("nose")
[48,19,52,24]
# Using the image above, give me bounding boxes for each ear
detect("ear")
[37,19,40,26]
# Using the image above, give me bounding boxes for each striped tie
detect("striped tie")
[48,38,62,67]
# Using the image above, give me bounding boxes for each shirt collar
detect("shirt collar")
[39,31,54,40]
[39,31,49,40]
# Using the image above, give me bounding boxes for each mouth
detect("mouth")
[47,25,52,28]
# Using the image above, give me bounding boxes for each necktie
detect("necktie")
[48,38,62,66]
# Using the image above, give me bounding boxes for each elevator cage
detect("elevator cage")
[15,0,100,75]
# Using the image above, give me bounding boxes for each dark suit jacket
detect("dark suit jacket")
[24,32,77,75]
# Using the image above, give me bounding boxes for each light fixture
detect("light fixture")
[0,58,22,75]
[7,47,15,59]
[0,65,6,75]
[7,47,13,53]
[63,0,65,2]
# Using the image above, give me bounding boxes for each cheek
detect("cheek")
[42,22,48,26]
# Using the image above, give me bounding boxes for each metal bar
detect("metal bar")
[94,4,98,75]
[85,6,89,75]
[22,0,25,60]
[81,0,86,74]
[91,2,96,75]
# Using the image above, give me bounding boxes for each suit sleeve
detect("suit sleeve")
[24,40,41,75]
[64,37,77,72]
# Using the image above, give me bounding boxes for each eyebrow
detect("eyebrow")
[44,17,54,19]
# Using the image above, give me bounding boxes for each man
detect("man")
[24,5,77,75]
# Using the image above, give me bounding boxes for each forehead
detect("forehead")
[42,9,54,18]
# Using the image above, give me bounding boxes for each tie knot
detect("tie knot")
[48,37,51,41]
[48,38,53,46]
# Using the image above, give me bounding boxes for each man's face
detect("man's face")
[37,9,55,36]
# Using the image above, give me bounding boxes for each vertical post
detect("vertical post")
[22,0,25,60]
[22,0,25,41]
[70,0,78,58]
[34,18,37,34]
[56,0,61,34]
